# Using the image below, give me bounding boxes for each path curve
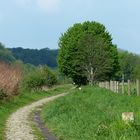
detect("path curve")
[6,93,68,140]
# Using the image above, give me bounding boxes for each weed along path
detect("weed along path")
[6,93,68,140]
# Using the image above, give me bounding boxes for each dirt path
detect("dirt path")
[6,93,68,140]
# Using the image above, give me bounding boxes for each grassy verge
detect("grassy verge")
[0,84,72,140]
[41,86,140,140]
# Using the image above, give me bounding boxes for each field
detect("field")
[0,85,72,140]
[41,86,140,140]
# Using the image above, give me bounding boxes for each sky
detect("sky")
[0,0,140,54]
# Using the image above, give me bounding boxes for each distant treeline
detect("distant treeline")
[0,43,58,68]
[118,49,140,81]
[9,47,58,68]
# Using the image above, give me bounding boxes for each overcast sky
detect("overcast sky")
[0,0,140,54]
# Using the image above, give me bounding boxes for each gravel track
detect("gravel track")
[6,93,68,140]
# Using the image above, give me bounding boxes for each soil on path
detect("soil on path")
[34,110,58,140]
[6,93,68,140]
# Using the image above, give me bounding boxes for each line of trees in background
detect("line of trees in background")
[118,49,140,81]
[9,47,58,68]
[0,43,58,68]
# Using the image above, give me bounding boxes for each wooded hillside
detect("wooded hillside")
[9,47,58,68]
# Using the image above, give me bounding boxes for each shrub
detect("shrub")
[42,66,57,87]
[23,69,44,90]
[23,66,57,90]
[0,62,21,100]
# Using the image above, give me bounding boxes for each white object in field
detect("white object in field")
[79,87,82,90]
[122,112,134,123]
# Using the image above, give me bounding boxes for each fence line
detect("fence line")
[98,79,140,97]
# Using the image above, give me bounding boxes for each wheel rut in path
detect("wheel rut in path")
[34,110,57,140]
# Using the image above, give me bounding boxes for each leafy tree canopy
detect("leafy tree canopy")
[58,21,120,85]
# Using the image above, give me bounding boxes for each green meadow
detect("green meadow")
[42,86,140,140]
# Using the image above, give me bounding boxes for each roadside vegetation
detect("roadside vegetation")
[41,86,140,140]
[0,85,72,140]
[0,57,68,139]
[23,66,57,91]
[0,62,21,100]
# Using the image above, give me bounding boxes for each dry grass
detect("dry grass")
[0,62,22,98]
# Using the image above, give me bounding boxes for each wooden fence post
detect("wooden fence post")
[116,81,119,93]
[105,81,107,89]
[115,81,117,93]
[100,82,102,88]
[113,81,116,92]
[128,80,131,96]
[104,81,109,89]
[98,82,100,87]
[110,81,113,92]
[103,82,105,88]
[122,75,125,94]
[107,81,110,89]
[136,79,140,96]
[113,81,115,92]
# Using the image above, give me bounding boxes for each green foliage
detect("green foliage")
[23,66,57,90]
[78,34,119,84]
[42,86,140,140]
[58,21,119,85]
[134,65,140,79]
[42,66,57,87]
[9,47,58,68]
[52,68,74,85]
[0,43,16,63]
[23,69,45,90]
[118,49,140,80]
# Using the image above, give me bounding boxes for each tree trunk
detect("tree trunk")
[88,66,94,86]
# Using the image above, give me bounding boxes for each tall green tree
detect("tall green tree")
[58,21,119,85]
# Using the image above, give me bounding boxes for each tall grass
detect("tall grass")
[42,86,140,140]
[0,62,21,99]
